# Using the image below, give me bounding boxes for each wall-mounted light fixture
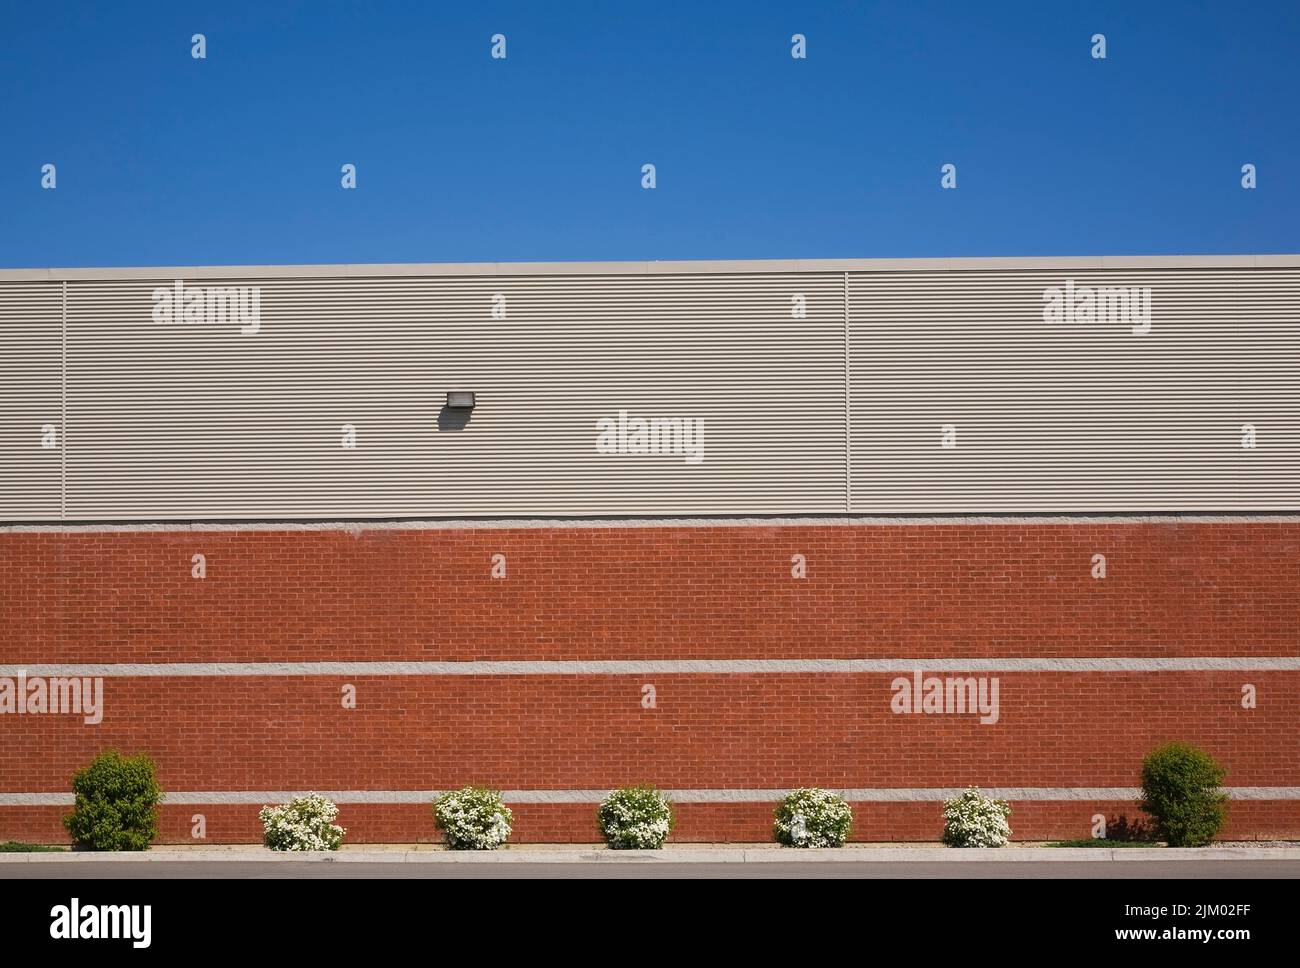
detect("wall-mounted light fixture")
[446,391,476,409]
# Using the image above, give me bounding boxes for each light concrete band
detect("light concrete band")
[2,657,1297,677]
[2,787,1298,806]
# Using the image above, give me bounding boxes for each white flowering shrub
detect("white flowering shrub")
[598,786,674,849]
[259,794,346,851]
[433,786,513,850]
[942,787,1012,847]
[774,788,853,847]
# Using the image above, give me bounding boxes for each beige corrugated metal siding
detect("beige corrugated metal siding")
[849,267,1300,511]
[0,282,62,519]
[0,258,1296,520]
[60,272,846,519]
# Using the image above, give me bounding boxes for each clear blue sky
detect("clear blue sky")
[2,0,1296,267]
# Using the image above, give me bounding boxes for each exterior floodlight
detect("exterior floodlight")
[446,391,476,409]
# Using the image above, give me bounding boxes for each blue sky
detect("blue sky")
[2,1,1296,267]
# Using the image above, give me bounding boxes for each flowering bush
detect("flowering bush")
[942,788,1012,847]
[598,786,674,849]
[259,794,346,851]
[774,788,853,847]
[433,786,513,850]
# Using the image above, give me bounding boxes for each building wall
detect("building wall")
[2,257,1295,843]
[2,518,1296,843]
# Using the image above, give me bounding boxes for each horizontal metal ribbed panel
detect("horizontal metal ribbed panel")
[60,274,846,519]
[1,259,1297,520]
[849,268,1300,511]
[0,283,61,519]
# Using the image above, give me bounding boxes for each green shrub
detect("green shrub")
[1140,742,1227,847]
[62,750,161,851]
[0,842,66,852]
[774,788,853,847]
[598,785,674,849]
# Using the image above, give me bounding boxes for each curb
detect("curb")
[4,847,1299,863]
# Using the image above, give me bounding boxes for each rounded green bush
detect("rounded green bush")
[1140,742,1228,847]
[598,785,675,849]
[62,750,161,851]
[774,788,853,847]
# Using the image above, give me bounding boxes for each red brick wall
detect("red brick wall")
[1,521,1296,843]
